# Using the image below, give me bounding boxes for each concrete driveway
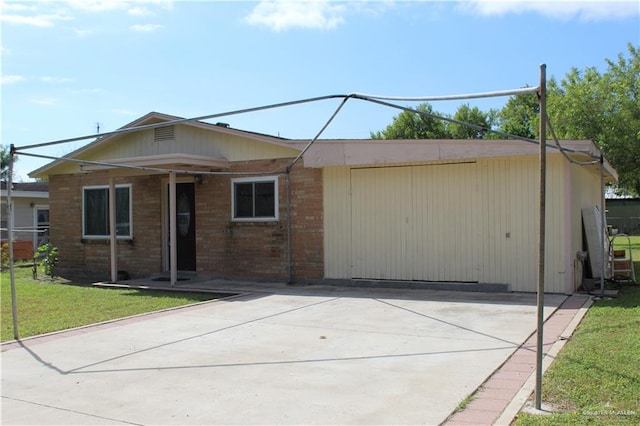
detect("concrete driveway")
[1,286,565,425]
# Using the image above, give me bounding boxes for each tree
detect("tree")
[371,103,451,139]
[370,44,639,194]
[495,87,540,140]
[547,44,640,195]
[449,104,497,139]
[0,145,17,183]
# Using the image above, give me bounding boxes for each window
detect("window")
[34,206,50,247]
[231,177,278,221]
[83,185,132,238]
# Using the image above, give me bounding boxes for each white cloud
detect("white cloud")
[1,75,25,84]
[128,6,151,16]
[246,0,348,31]
[29,97,59,106]
[75,87,106,94]
[40,76,74,83]
[0,11,73,27]
[460,0,640,22]
[130,23,163,32]
[63,0,173,12]
[73,27,92,36]
[0,2,37,12]
[0,0,172,29]
[62,0,127,12]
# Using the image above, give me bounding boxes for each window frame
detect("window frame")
[230,176,279,222]
[82,184,133,239]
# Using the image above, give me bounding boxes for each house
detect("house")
[30,112,617,293]
[1,181,50,260]
[606,197,640,236]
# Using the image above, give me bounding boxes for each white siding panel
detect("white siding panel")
[351,167,413,280]
[410,163,478,282]
[476,156,567,293]
[177,126,298,161]
[349,162,478,282]
[323,156,572,292]
[477,157,538,292]
[77,126,298,165]
[568,161,602,291]
[323,167,351,278]
[546,156,568,293]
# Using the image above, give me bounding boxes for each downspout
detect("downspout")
[283,97,350,286]
[285,171,292,285]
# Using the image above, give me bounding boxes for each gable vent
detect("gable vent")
[154,125,174,142]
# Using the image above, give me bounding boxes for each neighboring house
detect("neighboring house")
[606,197,640,235]
[30,112,617,293]
[1,181,50,260]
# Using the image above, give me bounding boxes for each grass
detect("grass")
[1,267,224,342]
[514,284,640,425]
[455,393,476,412]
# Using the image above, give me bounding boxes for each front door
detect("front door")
[174,182,196,271]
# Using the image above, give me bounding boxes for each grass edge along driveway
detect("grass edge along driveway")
[1,267,223,342]
[514,284,640,425]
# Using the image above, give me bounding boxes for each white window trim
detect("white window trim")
[231,176,279,222]
[82,184,133,239]
[32,204,49,249]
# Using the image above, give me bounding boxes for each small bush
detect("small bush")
[34,243,59,278]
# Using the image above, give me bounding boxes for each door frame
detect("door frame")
[161,176,197,272]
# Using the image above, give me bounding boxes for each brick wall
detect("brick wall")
[49,158,324,283]
[197,158,324,282]
[49,173,164,281]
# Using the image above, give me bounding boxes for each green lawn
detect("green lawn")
[1,267,224,342]
[514,284,640,425]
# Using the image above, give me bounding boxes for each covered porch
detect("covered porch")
[82,153,229,286]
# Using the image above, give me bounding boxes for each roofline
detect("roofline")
[293,138,617,182]
[28,114,617,183]
[29,112,295,178]
[0,190,48,199]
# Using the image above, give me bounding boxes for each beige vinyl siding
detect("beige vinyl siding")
[410,162,479,282]
[476,156,567,293]
[568,161,603,290]
[50,125,298,175]
[324,155,570,293]
[177,126,298,161]
[323,167,352,278]
[351,166,414,280]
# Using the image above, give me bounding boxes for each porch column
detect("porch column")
[169,171,177,286]
[109,177,118,283]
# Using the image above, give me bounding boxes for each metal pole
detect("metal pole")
[169,172,177,286]
[353,86,539,102]
[7,144,19,339]
[109,177,118,283]
[535,64,547,410]
[599,153,606,297]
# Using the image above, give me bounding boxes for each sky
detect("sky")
[1,0,639,181]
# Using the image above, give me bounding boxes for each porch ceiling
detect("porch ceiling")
[80,153,229,176]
